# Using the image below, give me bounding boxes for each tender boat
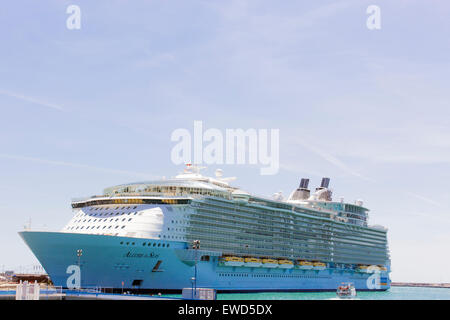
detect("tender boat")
[277,259,294,269]
[336,283,357,298]
[312,262,327,270]
[262,258,279,268]
[221,256,245,267]
[244,257,262,267]
[297,260,314,270]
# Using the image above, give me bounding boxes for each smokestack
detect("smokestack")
[299,178,310,189]
[320,177,330,189]
[315,177,332,201]
[288,178,311,201]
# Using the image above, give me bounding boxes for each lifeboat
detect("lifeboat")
[277,259,294,269]
[262,259,278,268]
[221,256,244,267]
[297,260,313,270]
[312,262,327,270]
[357,265,369,273]
[244,257,262,267]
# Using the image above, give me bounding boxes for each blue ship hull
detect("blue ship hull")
[19,231,390,292]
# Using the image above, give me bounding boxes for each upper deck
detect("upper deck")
[71,167,378,229]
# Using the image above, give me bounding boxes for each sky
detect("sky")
[0,0,449,283]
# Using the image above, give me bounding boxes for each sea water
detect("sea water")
[166,286,450,300]
[215,286,450,300]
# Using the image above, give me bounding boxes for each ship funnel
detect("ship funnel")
[320,177,330,189]
[287,178,310,201]
[299,178,309,189]
[313,177,332,201]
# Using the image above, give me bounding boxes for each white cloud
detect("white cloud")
[0,90,64,111]
[0,153,157,179]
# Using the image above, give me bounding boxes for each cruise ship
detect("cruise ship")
[19,165,391,292]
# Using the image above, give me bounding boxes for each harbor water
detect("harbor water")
[166,286,450,300]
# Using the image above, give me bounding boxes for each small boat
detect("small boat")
[244,257,262,267]
[357,265,369,273]
[262,259,278,268]
[277,259,294,269]
[312,262,327,270]
[297,260,313,270]
[221,256,244,267]
[336,283,357,298]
